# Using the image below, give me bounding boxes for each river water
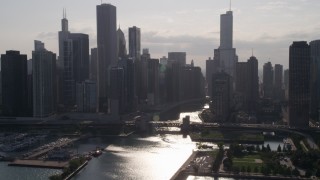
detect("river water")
[0,103,283,180]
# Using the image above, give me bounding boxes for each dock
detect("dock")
[8,159,68,169]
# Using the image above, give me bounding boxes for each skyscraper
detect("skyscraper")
[109,67,125,115]
[263,62,273,98]
[128,26,141,61]
[1,51,28,116]
[206,57,219,97]
[117,27,127,59]
[213,9,238,78]
[235,56,259,112]
[90,48,98,82]
[246,56,259,112]
[274,64,284,101]
[220,11,233,49]
[58,11,89,108]
[309,40,320,120]
[168,52,186,66]
[211,71,232,122]
[96,3,117,112]
[147,59,160,105]
[32,41,57,117]
[289,41,310,128]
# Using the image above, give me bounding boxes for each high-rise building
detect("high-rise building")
[90,48,98,82]
[168,52,186,66]
[284,69,289,100]
[263,62,273,98]
[274,64,284,101]
[206,57,219,97]
[235,56,259,112]
[118,58,136,113]
[117,27,127,59]
[129,26,141,61]
[289,41,310,128]
[97,3,117,112]
[109,67,125,115]
[213,10,237,78]
[58,11,89,108]
[211,71,232,122]
[1,51,28,116]
[246,56,259,112]
[147,59,160,105]
[32,41,57,117]
[220,11,233,49]
[160,56,168,66]
[309,40,320,121]
[76,80,97,112]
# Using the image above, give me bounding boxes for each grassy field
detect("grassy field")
[191,130,264,142]
[233,154,263,170]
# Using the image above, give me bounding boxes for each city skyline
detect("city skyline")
[1,0,320,70]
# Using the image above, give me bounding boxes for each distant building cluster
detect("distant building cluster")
[0,4,205,118]
[205,8,320,128]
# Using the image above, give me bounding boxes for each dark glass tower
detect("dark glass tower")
[1,51,28,116]
[289,41,310,128]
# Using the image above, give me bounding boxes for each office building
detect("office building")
[289,41,310,127]
[206,57,219,97]
[109,67,125,115]
[76,80,97,112]
[117,27,127,59]
[58,10,89,108]
[211,71,232,122]
[213,10,237,78]
[90,48,98,82]
[168,52,186,66]
[309,40,320,120]
[32,41,57,117]
[274,64,284,101]
[97,3,117,112]
[128,26,141,61]
[1,51,28,116]
[147,59,160,105]
[263,62,273,98]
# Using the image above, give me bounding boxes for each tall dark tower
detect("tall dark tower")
[32,41,57,117]
[289,41,310,128]
[117,26,127,59]
[1,51,28,116]
[128,26,141,62]
[309,40,320,121]
[97,3,117,112]
[247,56,259,112]
[263,62,273,98]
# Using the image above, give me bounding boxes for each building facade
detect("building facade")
[289,41,310,127]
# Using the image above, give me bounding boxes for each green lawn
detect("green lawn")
[233,154,263,170]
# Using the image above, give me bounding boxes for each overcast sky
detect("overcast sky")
[1,0,319,71]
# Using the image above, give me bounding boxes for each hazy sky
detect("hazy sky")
[1,0,320,71]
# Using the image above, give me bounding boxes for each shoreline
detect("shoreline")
[170,150,198,180]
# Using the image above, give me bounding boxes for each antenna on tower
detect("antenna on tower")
[229,0,232,11]
[252,48,254,56]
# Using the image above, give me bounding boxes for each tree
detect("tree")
[241,166,246,173]
[218,142,224,151]
[254,166,259,173]
[256,145,261,152]
[247,166,251,173]
[277,144,282,152]
[266,144,271,152]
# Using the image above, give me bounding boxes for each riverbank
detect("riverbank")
[170,150,198,180]
[9,159,68,169]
